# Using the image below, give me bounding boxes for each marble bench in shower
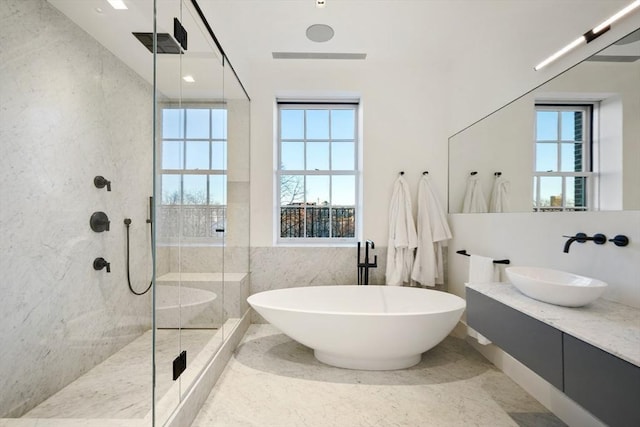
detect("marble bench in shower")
[155,272,249,329]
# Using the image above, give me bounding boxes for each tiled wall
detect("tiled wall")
[0,0,153,417]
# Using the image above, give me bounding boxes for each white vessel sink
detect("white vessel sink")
[505,266,607,307]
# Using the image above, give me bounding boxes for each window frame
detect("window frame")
[158,103,228,244]
[276,101,360,245]
[533,103,596,212]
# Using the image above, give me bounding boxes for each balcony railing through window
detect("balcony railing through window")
[280,205,355,238]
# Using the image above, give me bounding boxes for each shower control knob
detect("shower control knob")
[93,257,110,273]
[90,211,110,232]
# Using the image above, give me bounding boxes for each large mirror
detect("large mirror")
[448,28,640,213]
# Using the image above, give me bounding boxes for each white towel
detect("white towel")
[385,175,418,286]
[462,175,488,213]
[468,254,498,283]
[411,174,452,287]
[489,176,510,213]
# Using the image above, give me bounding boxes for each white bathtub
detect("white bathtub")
[248,285,466,370]
[156,285,217,329]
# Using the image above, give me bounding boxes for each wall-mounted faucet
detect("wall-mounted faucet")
[93,257,110,273]
[94,176,111,191]
[357,240,377,285]
[563,232,607,253]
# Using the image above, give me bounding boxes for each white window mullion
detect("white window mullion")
[561,175,567,210]
[557,111,562,173]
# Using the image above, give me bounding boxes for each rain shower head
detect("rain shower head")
[132,32,182,54]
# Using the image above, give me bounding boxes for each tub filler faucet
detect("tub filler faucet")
[357,240,377,285]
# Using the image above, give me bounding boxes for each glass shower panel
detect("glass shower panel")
[154,0,226,423]
[223,59,251,333]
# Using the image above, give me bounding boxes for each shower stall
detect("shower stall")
[0,0,250,425]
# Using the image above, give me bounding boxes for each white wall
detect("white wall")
[196,1,640,297]
[231,1,638,248]
[245,57,449,292]
[249,58,451,247]
[0,0,153,417]
[448,211,640,308]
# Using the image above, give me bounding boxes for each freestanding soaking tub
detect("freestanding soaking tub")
[248,285,466,370]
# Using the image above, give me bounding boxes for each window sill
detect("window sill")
[275,240,357,248]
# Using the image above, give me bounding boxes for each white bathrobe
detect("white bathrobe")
[385,176,418,286]
[411,175,452,287]
[462,174,488,213]
[489,176,510,213]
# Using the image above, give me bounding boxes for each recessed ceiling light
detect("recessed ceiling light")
[316,0,326,8]
[183,75,195,83]
[306,24,334,43]
[95,7,103,13]
[107,0,128,10]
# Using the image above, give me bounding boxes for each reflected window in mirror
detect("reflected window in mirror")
[448,26,639,214]
[534,104,594,212]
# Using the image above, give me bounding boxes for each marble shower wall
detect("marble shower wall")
[0,0,153,417]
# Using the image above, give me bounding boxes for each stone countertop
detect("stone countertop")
[466,282,640,367]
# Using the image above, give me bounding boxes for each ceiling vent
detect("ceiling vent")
[272,52,366,60]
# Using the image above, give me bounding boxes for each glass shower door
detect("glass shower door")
[153,0,226,423]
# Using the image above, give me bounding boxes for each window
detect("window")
[533,104,593,212]
[277,102,359,242]
[159,106,227,242]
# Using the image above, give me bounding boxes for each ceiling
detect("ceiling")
[196,0,636,88]
[49,0,241,100]
[48,0,637,101]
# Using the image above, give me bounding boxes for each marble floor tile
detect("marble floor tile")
[23,329,217,419]
[192,325,566,427]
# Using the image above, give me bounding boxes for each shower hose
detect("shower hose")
[124,218,153,296]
